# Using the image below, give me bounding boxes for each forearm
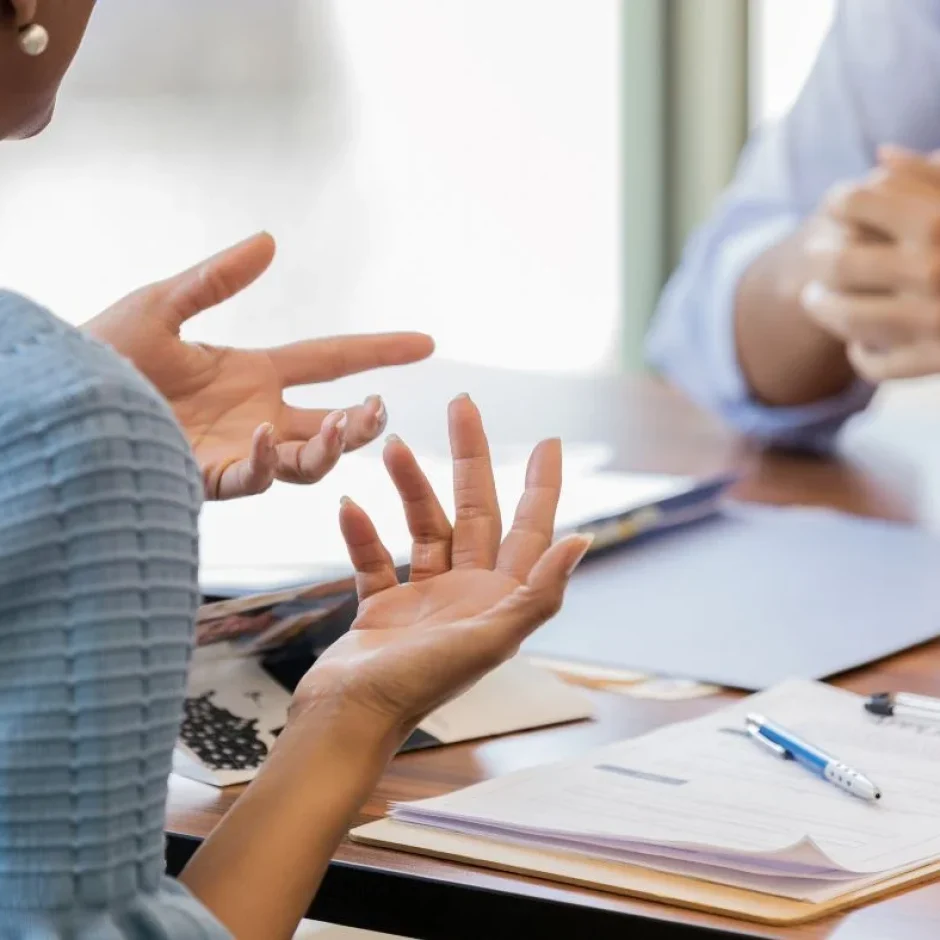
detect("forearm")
[734,223,857,407]
[180,699,399,940]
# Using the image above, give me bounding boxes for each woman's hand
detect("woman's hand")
[290,394,592,744]
[83,232,434,499]
[183,397,588,939]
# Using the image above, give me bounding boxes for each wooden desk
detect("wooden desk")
[169,363,940,939]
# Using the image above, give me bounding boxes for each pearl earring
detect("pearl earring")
[18,22,49,57]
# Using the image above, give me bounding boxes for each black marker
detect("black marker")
[865,692,940,724]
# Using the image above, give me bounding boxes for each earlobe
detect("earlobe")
[7,1,38,27]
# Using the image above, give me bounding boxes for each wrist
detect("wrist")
[267,688,400,787]
[735,221,857,406]
[182,686,397,938]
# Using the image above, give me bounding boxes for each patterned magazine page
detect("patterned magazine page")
[174,642,293,787]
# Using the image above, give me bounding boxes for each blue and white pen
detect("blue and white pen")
[745,713,882,802]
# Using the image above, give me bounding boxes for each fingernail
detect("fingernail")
[799,281,823,310]
[374,397,387,431]
[385,433,403,445]
[340,495,351,507]
[260,422,276,444]
[455,392,471,401]
[565,534,595,576]
[326,410,347,435]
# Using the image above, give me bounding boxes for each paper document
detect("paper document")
[173,642,293,787]
[522,503,940,689]
[199,444,695,592]
[390,680,940,901]
[419,656,593,744]
[172,653,593,787]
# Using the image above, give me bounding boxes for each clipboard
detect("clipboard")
[351,818,940,926]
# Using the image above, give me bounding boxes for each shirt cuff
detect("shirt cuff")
[707,214,875,450]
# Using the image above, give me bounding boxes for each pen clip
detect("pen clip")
[746,723,790,760]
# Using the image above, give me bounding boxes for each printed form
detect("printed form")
[392,680,940,900]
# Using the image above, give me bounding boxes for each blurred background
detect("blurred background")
[0,0,835,374]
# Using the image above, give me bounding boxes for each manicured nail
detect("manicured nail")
[340,495,352,507]
[325,409,346,431]
[260,422,276,444]
[565,534,595,576]
[374,397,387,431]
[455,392,471,401]
[325,411,347,448]
[385,433,403,446]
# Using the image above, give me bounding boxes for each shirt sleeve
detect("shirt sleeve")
[646,0,940,448]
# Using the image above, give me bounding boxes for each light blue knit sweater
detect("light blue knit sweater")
[0,291,230,937]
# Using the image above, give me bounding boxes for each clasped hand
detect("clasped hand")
[803,145,940,381]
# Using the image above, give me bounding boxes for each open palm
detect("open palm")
[84,233,433,498]
[295,395,592,739]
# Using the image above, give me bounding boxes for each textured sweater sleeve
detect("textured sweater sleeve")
[0,292,230,938]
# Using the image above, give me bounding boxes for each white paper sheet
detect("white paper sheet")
[391,680,940,899]
[199,444,692,592]
[173,653,593,788]
[419,657,593,744]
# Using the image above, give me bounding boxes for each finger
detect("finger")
[383,434,453,581]
[827,178,940,244]
[338,497,399,601]
[809,237,940,294]
[878,145,940,190]
[801,282,939,346]
[274,410,347,485]
[350,395,389,449]
[268,333,435,388]
[449,394,502,570]
[807,231,899,292]
[162,232,276,329]
[482,534,593,646]
[848,340,940,382]
[206,422,278,500]
[282,397,388,451]
[496,438,562,582]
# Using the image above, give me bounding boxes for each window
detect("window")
[0,1,621,373]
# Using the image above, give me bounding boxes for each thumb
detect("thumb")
[486,534,593,643]
[878,143,919,167]
[877,145,940,187]
[160,232,276,329]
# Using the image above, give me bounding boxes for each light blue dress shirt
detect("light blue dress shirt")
[647,0,940,448]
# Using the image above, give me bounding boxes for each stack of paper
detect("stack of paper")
[383,680,940,902]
